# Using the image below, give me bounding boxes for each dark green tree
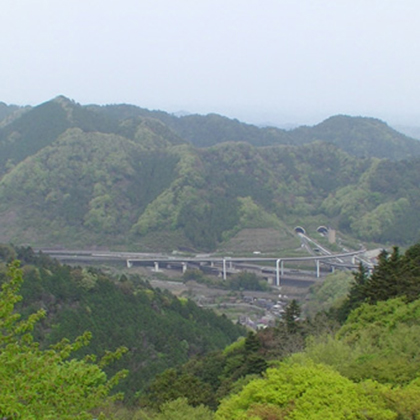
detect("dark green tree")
[364,247,402,303]
[283,299,301,334]
[337,262,370,321]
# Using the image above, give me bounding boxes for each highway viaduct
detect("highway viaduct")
[39,247,369,287]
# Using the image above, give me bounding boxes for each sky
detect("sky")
[1,0,420,126]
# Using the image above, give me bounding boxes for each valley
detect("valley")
[1,96,420,418]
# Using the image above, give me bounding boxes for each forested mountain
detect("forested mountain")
[0,101,23,123]
[0,245,244,402]
[90,102,420,156]
[290,115,420,159]
[0,96,420,250]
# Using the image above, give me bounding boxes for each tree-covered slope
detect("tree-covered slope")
[1,126,420,249]
[1,96,420,250]
[291,115,420,159]
[138,243,420,419]
[0,96,185,174]
[0,128,185,247]
[3,97,419,163]
[0,246,245,401]
[322,157,420,244]
[0,101,25,125]
[89,102,420,159]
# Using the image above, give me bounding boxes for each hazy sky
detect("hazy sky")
[1,0,420,125]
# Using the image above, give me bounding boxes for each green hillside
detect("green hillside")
[0,101,24,124]
[0,245,244,401]
[0,97,420,250]
[136,243,420,418]
[291,115,420,159]
[88,102,420,157]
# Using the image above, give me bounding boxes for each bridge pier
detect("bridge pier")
[316,259,320,278]
[127,260,132,268]
[153,261,160,272]
[222,259,227,280]
[182,262,187,273]
[275,259,281,287]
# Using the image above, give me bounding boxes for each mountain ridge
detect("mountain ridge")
[1,96,420,250]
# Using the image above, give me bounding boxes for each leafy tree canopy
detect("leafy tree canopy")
[0,261,127,419]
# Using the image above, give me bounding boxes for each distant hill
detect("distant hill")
[1,96,420,250]
[0,97,185,174]
[393,124,420,141]
[86,101,420,158]
[290,115,420,160]
[0,101,23,122]
[88,104,420,158]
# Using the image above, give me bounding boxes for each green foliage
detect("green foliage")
[292,115,420,160]
[2,248,245,403]
[1,96,420,249]
[336,263,370,321]
[227,272,269,292]
[338,243,420,319]
[304,270,353,317]
[142,331,267,411]
[152,398,214,420]
[141,368,215,409]
[215,361,396,419]
[302,297,420,386]
[0,261,127,419]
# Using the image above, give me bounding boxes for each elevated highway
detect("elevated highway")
[40,248,368,287]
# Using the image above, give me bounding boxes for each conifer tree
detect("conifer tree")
[283,299,301,334]
[337,262,370,321]
[364,247,402,303]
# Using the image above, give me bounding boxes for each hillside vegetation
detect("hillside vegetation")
[0,245,244,403]
[3,243,420,418]
[139,242,420,419]
[0,96,420,250]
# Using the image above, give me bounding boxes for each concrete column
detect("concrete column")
[154,262,159,272]
[222,259,227,280]
[127,260,132,268]
[182,262,187,273]
[276,259,281,287]
[316,260,320,278]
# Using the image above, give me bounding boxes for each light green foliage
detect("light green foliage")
[236,196,280,229]
[133,189,177,234]
[74,267,98,291]
[222,338,245,356]
[0,261,128,419]
[351,198,411,241]
[338,297,420,341]
[383,377,420,419]
[132,146,205,237]
[304,271,353,317]
[302,298,420,385]
[215,361,396,419]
